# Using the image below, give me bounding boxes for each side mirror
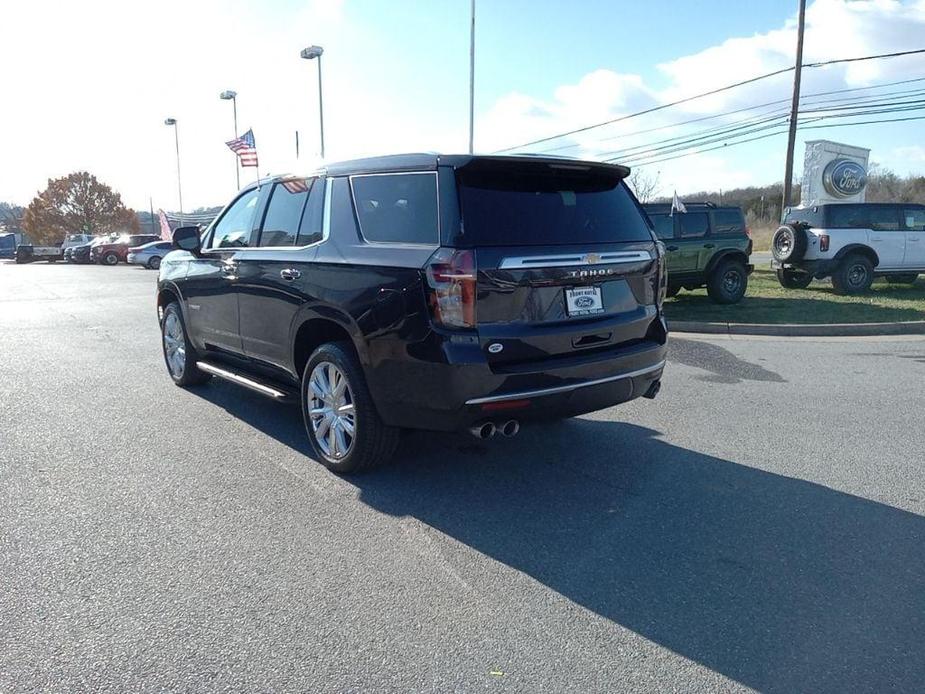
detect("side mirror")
[172,226,202,254]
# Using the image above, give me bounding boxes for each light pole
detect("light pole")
[300,45,325,159]
[469,0,475,154]
[220,90,240,189]
[164,118,183,214]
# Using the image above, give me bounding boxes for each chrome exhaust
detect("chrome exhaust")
[500,420,520,438]
[469,421,496,440]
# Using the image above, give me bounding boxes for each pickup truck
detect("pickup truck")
[12,233,96,264]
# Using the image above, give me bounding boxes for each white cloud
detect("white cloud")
[481,0,925,194]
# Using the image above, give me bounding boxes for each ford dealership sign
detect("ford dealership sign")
[822,159,867,198]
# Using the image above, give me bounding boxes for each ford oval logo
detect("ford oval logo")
[575,296,595,308]
[823,159,867,198]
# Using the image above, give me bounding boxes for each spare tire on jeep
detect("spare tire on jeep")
[771,224,808,262]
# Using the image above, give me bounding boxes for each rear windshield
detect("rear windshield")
[457,166,652,246]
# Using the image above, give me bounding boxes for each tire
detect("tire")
[161,303,211,386]
[831,253,874,295]
[102,252,119,266]
[147,256,162,270]
[666,285,680,298]
[707,258,748,304]
[771,224,807,262]
[776,268,813,289]
[301,341,399,474]
[887,274,918,284]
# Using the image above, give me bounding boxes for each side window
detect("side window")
[210,188,260,249]
[298,178,325,245]
[351,173,438,245]
[648,214,674,240]
[259,181,309,247]
[678,212,709,238]
[712,209,744,234]
[903,208,925,231]
[869,206,900,231]
[827,205,867,229]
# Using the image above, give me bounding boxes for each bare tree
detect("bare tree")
[627,169,660,203]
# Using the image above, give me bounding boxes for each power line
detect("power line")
[595,94,925,162]
[495,48,925,153]
[613,112,925,168]
[537,77,925,155]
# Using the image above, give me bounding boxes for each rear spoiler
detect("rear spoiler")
[454,154,631,179]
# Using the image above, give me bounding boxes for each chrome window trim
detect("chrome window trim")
[465,360,666,405]
[348,171,441,248]
[213,178,332,256]
[498,250,652,270]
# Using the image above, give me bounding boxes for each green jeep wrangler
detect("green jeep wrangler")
[643,202,754,304]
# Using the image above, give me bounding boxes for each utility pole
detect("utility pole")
[781,0,806,215]
[468,0,476,154]
[149,197,157,236]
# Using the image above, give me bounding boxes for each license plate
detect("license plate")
[565,286,603,316]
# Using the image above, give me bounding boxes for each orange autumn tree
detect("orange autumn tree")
[23,172,139,245]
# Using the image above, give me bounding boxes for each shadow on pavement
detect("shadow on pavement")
[192,381,925,692]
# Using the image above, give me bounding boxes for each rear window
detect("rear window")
[352,173,438,245]
[712,208,745,234]
[457,166,652,246]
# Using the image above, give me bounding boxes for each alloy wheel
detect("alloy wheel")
[308,362,356,460]
[162,312,186,378]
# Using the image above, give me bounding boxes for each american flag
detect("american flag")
[225,129,258,167]
[280,177,310,194]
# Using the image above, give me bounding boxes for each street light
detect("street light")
[219,90,240,189]
[164,118,183,214]
[300,45,325,159]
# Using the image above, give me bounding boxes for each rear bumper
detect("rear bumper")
[127,254,139,264]
[371,316,668,432]
[771,259,836,276]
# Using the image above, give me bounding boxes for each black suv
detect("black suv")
[157,154,667,472]
[643,202,753,303]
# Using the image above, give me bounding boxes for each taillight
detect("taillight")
[425,248,477,329]
[819,234,830,252]
[655,242,668,306]
[745,226,752,238]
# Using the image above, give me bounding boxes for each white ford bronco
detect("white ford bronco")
[771,203,925,294]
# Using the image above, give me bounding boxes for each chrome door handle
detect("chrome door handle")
[221,262,237,275]
[280,268,302,280]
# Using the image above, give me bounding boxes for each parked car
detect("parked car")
[157,154,668,472]
[127,240,172,269]
[68,236,108,264]
[643,202,753,303]
[772,203,925,294]
[91,234,161,265]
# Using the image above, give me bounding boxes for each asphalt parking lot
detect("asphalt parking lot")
[2,261,924,693]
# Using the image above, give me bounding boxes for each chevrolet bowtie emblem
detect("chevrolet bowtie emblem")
[585,253,602,264]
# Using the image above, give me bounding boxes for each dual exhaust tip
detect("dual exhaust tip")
[469,419,520,440]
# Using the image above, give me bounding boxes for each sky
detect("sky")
[2,0,924,212]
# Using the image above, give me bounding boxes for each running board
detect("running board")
[196,361,297,403]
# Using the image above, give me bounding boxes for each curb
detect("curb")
[669,319,925,337]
